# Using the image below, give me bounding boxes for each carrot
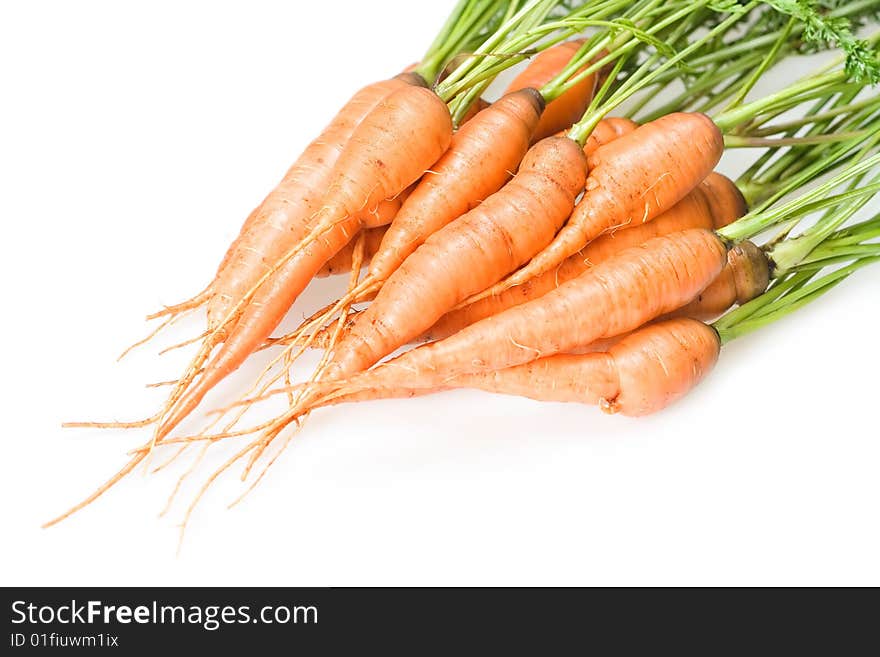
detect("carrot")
[422,173,741,341]
[153,80,454,441]
[311,229,727,407]
[268,89,547,371]
[248,230,727,436]
[201,73,422,333]
[459,97,490,125]
[359,89,544,291]
[316,226,388,278]
[204,228,724,443]
[506,39,599,142]
[318,134,588,384]
[139,74,419,330]
[278,114,639,350]
[462,112,724,305]
[324,115,637,301]
[293,170,743,348]
[291,318,720,417]
[322,51,606,316]
[698,170,748,228]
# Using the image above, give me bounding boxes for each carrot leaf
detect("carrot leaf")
[762,0,880,82]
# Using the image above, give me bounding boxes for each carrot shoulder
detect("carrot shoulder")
[582,117,639,156]
[329,229,727,397]
[668,239,769,321]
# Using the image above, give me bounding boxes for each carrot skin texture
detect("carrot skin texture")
[357,189,409,229]
[291,91,542,355]
[459,97,491,125]
[291,117,639,346]
[323,135,588,381]
[317,352,620,407]
[669,239,769,321]
[299,169,744,348]
[506,40,598,142]
[207,75,415,331]
[318,318,719,417]
[603,318,719,416]
[363,114,635,295]
[698,171,748,229]
[423,175,732,342]
[156,83,453,440]
[338,229,727,392]
[367,89,545,284]
[475,113,724,299]
[299,116,636,330]
[579,112,724,239]
[582,117,639,157]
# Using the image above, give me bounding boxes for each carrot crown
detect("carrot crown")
[713,249,880,344]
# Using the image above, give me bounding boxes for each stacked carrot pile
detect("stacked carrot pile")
[54,0,880,530]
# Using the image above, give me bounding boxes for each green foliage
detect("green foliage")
[762,0,880,82]
[708,0,742,11]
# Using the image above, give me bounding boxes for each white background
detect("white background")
[2,1,878,586]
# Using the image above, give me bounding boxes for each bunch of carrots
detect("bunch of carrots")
[52,0,880,534]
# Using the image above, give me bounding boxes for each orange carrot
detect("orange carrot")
[266,89,547,379]
[698,170,748,229]
[422,174,740,341]
[360,89,544,292]
[319,134,588,384]
[142,74,420,327]
[459,97,490,125]
[153,81,454,441]
[221,89,543,427]
[312,229,727,404]
[294,318,720,417]
[248,231,727,438]
[464,112,724,305]
[506,39,599,142]
[284,169,743,351]
[202,73,424,333]
[282,115,639,346]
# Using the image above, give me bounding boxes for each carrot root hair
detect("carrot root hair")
[42,451,147,528]
[145,288,211,321]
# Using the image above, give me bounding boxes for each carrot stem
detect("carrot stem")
[718,152,880,242]
[714,257,880,344]
[747,96,880,138]
[723,130,871,149]
[436,0,561,99]
[723,16,796,113]
[769,173,880,274]
[714,71,849,132]
[417,0,481,83]
[443,0,638,109]
[568,1,756,145]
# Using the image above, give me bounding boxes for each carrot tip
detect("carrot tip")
[599,397,620,415]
